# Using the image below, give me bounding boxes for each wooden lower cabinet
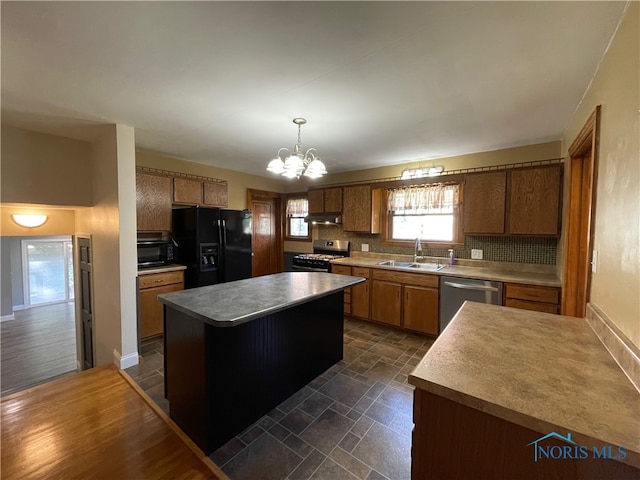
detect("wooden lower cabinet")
[371,280,401,326]
[139,270,184,339]
[351,267,370,319]
[404,285,439,335]
[504,283,560,314]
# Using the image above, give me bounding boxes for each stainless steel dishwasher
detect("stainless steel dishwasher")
[440,276,503,332]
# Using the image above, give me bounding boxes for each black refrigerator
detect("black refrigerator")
[172,206,253,288]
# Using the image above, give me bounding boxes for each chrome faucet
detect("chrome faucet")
[414,237,423,263]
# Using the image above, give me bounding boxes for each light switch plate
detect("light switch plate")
[361,243,369,252]
[471,249,483,260]
[592,249,597,273]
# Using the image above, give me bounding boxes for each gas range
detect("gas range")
[292,240,350,272]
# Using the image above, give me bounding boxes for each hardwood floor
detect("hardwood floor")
[1,365,227,479]
[1,302,77,396]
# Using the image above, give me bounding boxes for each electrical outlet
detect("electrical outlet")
[471,249,483,260]
[361,243,369,252]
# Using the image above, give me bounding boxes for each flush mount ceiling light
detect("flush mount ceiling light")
[267,118,327,179]
[401,165,444,180]
[12,214,48,228]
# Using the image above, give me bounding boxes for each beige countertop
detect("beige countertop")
[408,302,640,469]
[137,264,187,275]
[330,254,561,287]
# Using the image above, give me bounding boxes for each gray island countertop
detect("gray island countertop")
[157,271,364,327]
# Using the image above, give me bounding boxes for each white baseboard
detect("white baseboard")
[113,349,139,369]
[12,305,25,311]
[0,314,15,322]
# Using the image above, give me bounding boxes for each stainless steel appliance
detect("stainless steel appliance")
[440,276,503,332]
[172,206,253,288]
[137,240,174,269]
[293,240,350,272]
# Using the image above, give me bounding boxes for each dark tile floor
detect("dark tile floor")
[125,318,434,480]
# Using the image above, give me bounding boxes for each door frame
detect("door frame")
[561,106,600,317]
[247,189,284,275]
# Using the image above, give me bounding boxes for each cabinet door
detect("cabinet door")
[324,188,343,213]
[139,282,183,338]
[343,185,380,233]
[331,264,352,315]
[404,285,439,335]
[136,173,172,232]
[371,280,401,326]
[308,190,324,214]
[173,177,203,205]
[203,181,228,207]
[508,165,561,235]
[351,281,370,319]
[463,172,506,234]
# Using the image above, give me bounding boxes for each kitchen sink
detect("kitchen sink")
[377,260,414,267]
[377,260,446,272]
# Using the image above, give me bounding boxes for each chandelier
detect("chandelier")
[267,118,327,179]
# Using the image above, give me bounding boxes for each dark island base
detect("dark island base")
[164,292,343,454]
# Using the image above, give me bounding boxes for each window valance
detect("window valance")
[286,198,308,217]
[387,184,460,214]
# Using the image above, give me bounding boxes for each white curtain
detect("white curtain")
[387,184,460,214]
[286,198,309,217]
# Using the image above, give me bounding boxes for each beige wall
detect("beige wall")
[136,151,285,209]
[562,2,639,348]
[1,126,93,206]
[75,125,138,367]
[287,141,561,192]
[1,204,77,236]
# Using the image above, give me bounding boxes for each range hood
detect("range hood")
[304,214,342,225]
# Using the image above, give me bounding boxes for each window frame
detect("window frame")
[284,193,311,242]
[381,185,465,248]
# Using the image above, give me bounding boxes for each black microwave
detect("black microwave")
[137,240,174,269]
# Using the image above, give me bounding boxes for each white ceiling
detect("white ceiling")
[1,1,628,177]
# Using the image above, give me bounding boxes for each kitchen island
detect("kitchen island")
[158,272,364,454]
[409,302,640,479]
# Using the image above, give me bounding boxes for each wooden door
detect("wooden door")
[371,280,401,326]
[351,281,370,319]
[463,172,506,234]
[404,285,439,335]
[247,189,282,277]
[77,237,94,370]
[562,107,600,317]
[203,181,228,207]
[173,177,203,205]
[324,188,343,213]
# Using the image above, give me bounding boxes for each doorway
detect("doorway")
[561,106,600,317]
[247,189,283,277]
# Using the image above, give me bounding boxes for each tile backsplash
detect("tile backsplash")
[315,226,557,265]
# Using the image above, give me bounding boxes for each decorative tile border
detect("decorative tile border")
[586,303,640,394]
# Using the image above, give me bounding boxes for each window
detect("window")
[385,184,462,244]
[285,196,310,240]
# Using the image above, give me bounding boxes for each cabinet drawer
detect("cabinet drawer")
[351,267,370,278]
[505,284,559,304]
[331,265,351,275]
[139,271,184,289]
[372,269,438,288]
[505,298,559,314]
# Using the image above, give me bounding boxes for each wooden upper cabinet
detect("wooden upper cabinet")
[343,185,381,233]
[203,181,228,207]
[308,187,342,214]
[136,173,172,232]
[308,189,324,214]
[463,171,506,234]
[173,177,203,205]
[508,165,561,235]
[324,188,342,213]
